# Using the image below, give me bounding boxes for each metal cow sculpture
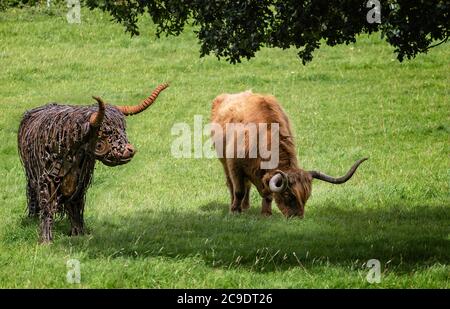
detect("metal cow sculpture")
[18,83,169,243]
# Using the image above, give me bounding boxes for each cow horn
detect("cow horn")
[309,158,368,184]
[269,170,288,193]
[90,96,106,128]
[116,82,169,116]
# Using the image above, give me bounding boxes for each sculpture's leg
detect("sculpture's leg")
[27,179,40,217]
[38,176,58,243]
[66,199,85,236]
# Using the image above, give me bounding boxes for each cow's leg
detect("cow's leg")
[27,179,40,217]
[261,196,273,216]
[220,160,234,203]
[66,199,85,236]
[38,178,58,243]
[241,180,251,210]
[228,167,246,213]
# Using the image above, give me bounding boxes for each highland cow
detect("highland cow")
[210,90,367,217]
[18,83,169,242]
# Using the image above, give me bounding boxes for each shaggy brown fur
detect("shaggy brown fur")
[18,83,168,242]
[210,90,367,217]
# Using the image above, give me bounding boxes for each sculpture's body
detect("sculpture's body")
[18,83,169,242]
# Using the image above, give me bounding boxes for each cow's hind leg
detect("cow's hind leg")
[66,199,85,236]
[241,180,251,210]
[220,160,234,207]
[228,166,246,214]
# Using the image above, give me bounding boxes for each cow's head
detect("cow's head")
[264,169,312,218]
[265,158,368,218]
[89,83,169,166]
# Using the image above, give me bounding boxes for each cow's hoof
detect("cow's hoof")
[241,203,250,210]
[230,208,242,214]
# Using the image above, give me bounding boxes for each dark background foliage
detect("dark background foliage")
[3,1,448,64]
[81,0,450,64]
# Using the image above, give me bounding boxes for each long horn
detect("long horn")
[116,82,169,116]
[90,96,106,128]
[309,158,368,184]
[269,171,288,193]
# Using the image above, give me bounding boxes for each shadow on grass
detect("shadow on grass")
[54,202,449,273]
[199,201,229,214]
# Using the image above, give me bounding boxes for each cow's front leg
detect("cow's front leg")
[261,196,273,216]
[66,200,85,236]
[38,178,58,243]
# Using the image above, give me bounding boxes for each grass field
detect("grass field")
[0,7,449,288]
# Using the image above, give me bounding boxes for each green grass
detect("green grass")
[0,7,449,288]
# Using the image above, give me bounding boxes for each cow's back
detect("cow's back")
[211,90,293,137]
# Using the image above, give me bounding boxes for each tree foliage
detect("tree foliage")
[86,1,448,64]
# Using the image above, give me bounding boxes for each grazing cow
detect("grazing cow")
[210,90,367,217]
[18,83,169,242]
